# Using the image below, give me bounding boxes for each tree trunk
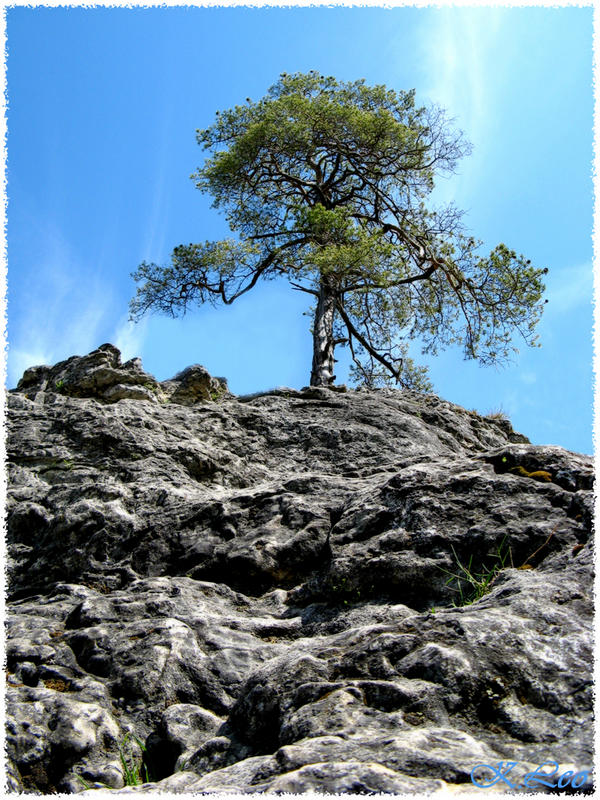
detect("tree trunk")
[310,277,337,386]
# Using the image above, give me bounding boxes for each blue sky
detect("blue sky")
[5,4,594,454]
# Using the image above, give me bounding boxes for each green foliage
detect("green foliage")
[131,71,547,388]
[438,536,512,606]
[74,732,150,791]
[76,775,97,791]
[208,383,227,401]
[118,733,150,786]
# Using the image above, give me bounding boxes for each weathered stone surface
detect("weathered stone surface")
[5,346,594,794]
[162,364,229,406]
[15,343,229,407]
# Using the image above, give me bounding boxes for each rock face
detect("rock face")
[5,345,594,794]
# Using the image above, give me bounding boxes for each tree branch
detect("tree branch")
[290,280,319,296]
[335,299,401,382]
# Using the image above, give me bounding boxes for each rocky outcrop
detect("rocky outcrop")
[16,343,229,406]
[5,345,594,794]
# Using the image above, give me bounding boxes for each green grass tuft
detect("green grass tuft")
[119,732,150,786]
[437,536,512,606]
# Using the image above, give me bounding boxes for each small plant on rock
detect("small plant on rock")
[438,536,512,606]
[119,732,150,786]
[485,407,509,421]
[75,732,151,791]
[208,383,227,401]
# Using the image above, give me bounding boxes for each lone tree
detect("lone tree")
[131,72,547,389]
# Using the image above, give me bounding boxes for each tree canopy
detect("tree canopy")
[131,71,547,389]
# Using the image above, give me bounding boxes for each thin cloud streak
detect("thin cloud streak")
[543,261,593,315]
[7,227,115,387]
[417,8,506,204]
[113,316,148,363]
[8,347,52,387]
[140,112,174,265]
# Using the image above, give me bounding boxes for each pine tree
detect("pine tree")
[131,72,547,389]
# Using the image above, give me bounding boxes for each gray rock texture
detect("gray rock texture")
[5,345,594,794]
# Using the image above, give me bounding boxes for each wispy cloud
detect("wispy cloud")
[112,316,148,363]
[140,113,174,264]
[543,261,593,315]
[416,7,506,203]
[8,347,52,387]
[7,225,115,387]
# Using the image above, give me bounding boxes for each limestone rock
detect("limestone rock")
[162,364,229,406]
[5,346,593,794]
[16,344,161,403]
[14,343,229,407]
